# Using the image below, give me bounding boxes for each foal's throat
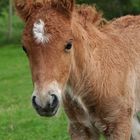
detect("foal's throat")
[64,84,92,127]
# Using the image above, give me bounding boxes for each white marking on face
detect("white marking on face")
[46,81,62,106]
[33,19,50,44]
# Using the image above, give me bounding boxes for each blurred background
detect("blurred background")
[0,0,140,140]
[1,0,140,44]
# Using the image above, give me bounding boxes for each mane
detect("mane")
[76,4,107,28]
[15,0,107,27]
[14,0,74,21]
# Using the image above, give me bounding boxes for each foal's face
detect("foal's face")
[22,8,73,117]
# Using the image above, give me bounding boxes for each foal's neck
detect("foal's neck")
[69,18,103,102]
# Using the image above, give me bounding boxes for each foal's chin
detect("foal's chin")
[34,104,60,117]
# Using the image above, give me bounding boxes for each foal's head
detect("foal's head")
[15,0,75,117]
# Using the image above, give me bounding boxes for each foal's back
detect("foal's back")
[103,15,140,112]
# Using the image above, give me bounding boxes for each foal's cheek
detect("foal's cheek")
[59,59,71,84]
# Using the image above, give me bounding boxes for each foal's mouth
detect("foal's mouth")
[35,105,59,117]
[32,95,59,117]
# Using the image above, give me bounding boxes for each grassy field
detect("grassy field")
[0,44,105,140]
[0,44,70,140]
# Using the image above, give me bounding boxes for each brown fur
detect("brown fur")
[14,0,75,21]
[76,5,107,28]
[14,0,140,139]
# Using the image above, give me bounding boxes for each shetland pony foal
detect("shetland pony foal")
[14,0,140,139]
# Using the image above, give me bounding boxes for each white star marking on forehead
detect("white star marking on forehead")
[33,19,50,44]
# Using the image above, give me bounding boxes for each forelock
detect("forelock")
[33,19,50,44]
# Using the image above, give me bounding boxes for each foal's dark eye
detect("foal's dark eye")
[65,42,72,52]
[22,46,27,54]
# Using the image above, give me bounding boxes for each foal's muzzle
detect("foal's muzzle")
[32,94,59,117]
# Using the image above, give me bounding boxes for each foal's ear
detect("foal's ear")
[52,0,75,18]
[14,0,33,22]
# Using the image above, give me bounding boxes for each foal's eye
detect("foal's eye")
[65,42,72,52]
[22,46,27,54]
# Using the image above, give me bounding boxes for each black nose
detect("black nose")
[32,94,59,117]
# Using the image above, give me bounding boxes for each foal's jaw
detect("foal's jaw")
[32,81,62,117]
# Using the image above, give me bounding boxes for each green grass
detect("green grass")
[0,44,105,140]
[0,44,69,140]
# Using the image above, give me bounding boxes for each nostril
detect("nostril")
[32,96,43,111]
[49,94,59,109]
[32,96,38,107]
